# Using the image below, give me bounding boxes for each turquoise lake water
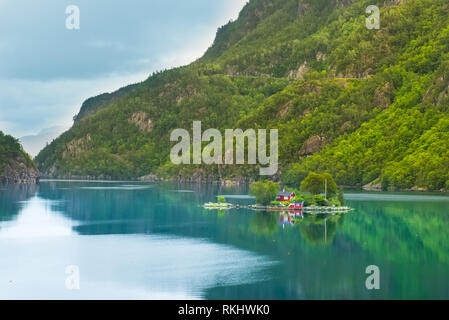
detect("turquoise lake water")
[1,180,449,299]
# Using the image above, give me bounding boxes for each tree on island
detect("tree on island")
[249,180,279,205]
[300,172,337,197]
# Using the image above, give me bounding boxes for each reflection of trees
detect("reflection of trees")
[299,215,341,246]
[217,209,227,217]
[0,184,38,222]
[249,212,278,236]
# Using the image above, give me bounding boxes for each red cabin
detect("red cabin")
[276,190,295,202]
[288,201,304,210]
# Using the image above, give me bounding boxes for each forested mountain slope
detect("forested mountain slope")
[0,131,39,184]
[36,0,449,191]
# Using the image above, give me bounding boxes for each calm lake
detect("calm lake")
[1,180,449,300]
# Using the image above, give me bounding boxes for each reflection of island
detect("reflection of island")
[249,212,279,236]
[300,215,341,246]
[278,211,304,227]
[249,210,344,246]
[277,211,343,246]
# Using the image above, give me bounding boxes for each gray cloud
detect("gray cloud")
[0,0,246,139]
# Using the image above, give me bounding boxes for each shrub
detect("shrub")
[301,172,337,196]
[313,195,328,206]
[249,180,279,205]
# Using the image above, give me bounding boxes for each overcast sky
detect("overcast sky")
[0,0,247,138]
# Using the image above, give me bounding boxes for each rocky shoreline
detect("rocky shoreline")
[0,157,40,185]
[36,173,449,193]
[138,173,255,185]
[38,172,254,186]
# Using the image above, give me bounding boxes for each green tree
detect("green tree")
[313,195,328,206]
[337,188,345,206]
[300,172,337,196]
[249,180,279,205]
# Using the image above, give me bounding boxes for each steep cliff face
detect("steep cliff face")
[0,157,40,184]
[0,131,39,185]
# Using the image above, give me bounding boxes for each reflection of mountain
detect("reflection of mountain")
[341,199,449,265]
[0,192,276,299]
[0,184,37,223]
[30,182,449,299]
[34,182,354,299]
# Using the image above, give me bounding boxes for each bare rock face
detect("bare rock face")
[316,52,326,62]
[278,101,293,117]
[299,135,326,158]
[340,121,352,133]
[363,181,382,191]
[374,82,393,108]
[298,1,309,17]
[1,157,40,184]
[129,112,153,132]
[138,174,162,182]
[179,169,215,184]
[385,0,409,6]
[62,134,92,159]
[288,62,309,80]
[334,0,358,7]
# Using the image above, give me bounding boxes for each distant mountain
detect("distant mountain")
[0,131,39,184]
[20,126,67,157]
[36,0,449,191]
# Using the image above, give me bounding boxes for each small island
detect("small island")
[203,172,353,214]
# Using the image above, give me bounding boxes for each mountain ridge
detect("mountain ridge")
[36,0,449,191]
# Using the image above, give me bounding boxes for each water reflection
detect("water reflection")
[0,184,37,223]
[0,196,73,239]
[299,215,340,246]
[276,211,340,246]
[1,182,449,299]
[278,211,304,227]
[0,184,277,300]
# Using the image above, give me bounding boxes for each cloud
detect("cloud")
[0,71,149,137]
[0,0,247,139]
[0,0,247,81]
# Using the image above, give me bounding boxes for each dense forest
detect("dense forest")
[0,131,37,184]
[36,0,449,191]
[0,131,33,170]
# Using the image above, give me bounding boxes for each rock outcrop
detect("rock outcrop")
[0,157,40,184]
[362,181,382,191]
[299,135,327,158]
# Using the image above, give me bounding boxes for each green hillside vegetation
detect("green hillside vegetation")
[249,180,279,205]
[36,0,449,191]
[0,131,34,173]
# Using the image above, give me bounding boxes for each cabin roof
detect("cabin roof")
[277,191,295,196]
